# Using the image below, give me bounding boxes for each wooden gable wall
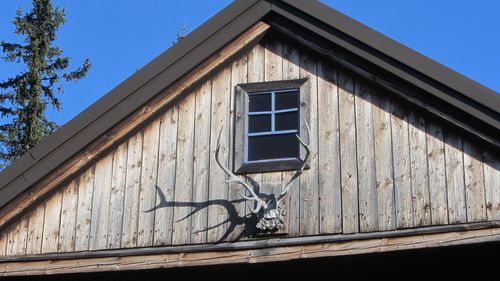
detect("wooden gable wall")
[0,35,499,257]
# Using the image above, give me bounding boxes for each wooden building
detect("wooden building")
[0,0,498,278]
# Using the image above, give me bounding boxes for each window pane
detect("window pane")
[275,111,299,131]
[248,115,271,133]
[275,90,299,110]
[248,134,299,161]
[248,93,271,112]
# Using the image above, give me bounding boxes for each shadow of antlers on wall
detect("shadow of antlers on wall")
[144,184,267,243]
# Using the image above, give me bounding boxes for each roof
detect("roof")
[0,0,498,214]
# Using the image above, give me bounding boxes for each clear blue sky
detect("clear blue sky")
[1,0,499,126]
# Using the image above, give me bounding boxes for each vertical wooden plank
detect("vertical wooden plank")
[107,142,128,249]
[172,95,196,245]
[426,122,448,225]
[41,191,62,253]
[154,108,178,246]
[89,153,114,250]
[191,82,211,244]
[463,140,486,222]
[408,111,431,227]
[6,217,28,256]
[317,61,341,234]
[75,167,95,251]
[483,149,500,221]
[354,81,378,232]
[391,102,413,229]
[444,131,466,224]
[372,91,395,231]
[243,43,265,238]
[299,52,319,236]
[227,55,248,241]
[122,132,143,248]
[26,204,45,255]
[0,229,6,256]
[58,179,79,252]
[338,71,359,234]
[282,43,301,236]
[208,66,231,242]
[137,120,161,247]
[263,40,285,232]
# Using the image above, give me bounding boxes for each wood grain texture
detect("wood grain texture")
[408,111,431,227]
[6,217,28,256]
[41,191,62,254]
[58,179,79,252]
[242,43,265,239]
[2,35,500,257]
[463,140,487,223]
[191,82,212,244]
[299,52,319,236]
[89,153,114,250]
[338,71,359,234]
[371,91,395,231]
[172,95,196,245]
[207,66,231,242]
[483,149,500,221]
[154,107,178,246]
[444,131,466,224]
[282,43,301,236]
[426,121,448,225]
[0,231,6,256]
[74,167,95,251]
[26,204,45,255]
[107,143,128,249]
[121,132,143,248]
[317,61,341,234]
[137,120,161,247]
[263,40,285,233]
[391,102,413,229]
[354,81,378,232]
[228,55,248,241]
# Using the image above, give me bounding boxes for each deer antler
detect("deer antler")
[215,127,268,214]
[277,121,311,203]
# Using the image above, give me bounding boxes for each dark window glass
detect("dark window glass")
[248,134,299,161]
[275,90,299,110]
[248,93,271,112]
[248,114,272,133]
[275,111,298,131]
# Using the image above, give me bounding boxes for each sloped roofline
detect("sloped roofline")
[0,0,498,212]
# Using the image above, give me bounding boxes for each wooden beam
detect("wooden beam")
[0,223,498,276]
[0,22,271,232]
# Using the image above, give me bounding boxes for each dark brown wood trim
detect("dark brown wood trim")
[1,221,498,263]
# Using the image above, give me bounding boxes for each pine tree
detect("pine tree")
[0,0,91,168]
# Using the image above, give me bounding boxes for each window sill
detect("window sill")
[235,158,309,174]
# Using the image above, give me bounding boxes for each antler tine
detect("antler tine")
[215,127,267,213]
[278,120,311,202]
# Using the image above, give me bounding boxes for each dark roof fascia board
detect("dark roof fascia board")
[267,1,500,145]
[275,0,500,114]
[269,0,499,130]
[0,0,271,208]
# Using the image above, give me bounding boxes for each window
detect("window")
[234,79,309,174]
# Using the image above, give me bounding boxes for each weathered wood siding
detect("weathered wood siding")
[1,38,499,256]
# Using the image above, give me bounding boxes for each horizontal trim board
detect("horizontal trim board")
[0,222,498,276]
[1,221,498,263]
